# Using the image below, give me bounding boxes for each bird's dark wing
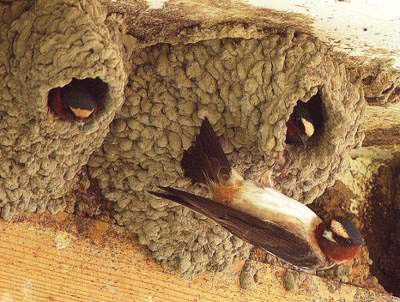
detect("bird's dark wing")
[149,186,322,269]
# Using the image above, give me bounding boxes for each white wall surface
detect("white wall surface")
[246,0,400,68]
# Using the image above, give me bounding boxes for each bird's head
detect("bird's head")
[61,88,97,120]
[48,78,108,122]
[316,217,365,264]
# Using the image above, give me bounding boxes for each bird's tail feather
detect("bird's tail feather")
[181,118,231,184]
[148,186,218,217]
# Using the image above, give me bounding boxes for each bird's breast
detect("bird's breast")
[321,241,362,263]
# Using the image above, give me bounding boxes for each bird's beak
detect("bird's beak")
[69,107,95,119]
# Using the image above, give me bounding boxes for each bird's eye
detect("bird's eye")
[338,237,353,246]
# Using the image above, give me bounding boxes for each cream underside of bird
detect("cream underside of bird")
[236,180,319,233]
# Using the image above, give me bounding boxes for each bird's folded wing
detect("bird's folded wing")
[150,187,322,269]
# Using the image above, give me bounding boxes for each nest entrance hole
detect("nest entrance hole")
[47,77,108,121]
[285,90,325,147]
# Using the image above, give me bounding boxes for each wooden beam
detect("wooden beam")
[0,213,397,302]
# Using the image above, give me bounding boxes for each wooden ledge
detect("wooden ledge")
[0,213,397,302]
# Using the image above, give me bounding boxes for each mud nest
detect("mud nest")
[88,34,365,275]
[0,0,126,220]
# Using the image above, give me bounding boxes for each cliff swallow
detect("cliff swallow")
[286,101,315,146]
[48,78,104,122]
[150,118,364,271]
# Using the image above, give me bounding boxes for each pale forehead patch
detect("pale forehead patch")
[331,220,350,239]
[70,107,95,118]
[301,117,315,137]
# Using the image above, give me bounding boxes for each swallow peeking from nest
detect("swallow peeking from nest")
[150,118,364,271]
[48,78,107,123]
[286,101,316,146]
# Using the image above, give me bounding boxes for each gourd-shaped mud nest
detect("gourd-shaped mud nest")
[88,33,365,275]
[0,0,126,220]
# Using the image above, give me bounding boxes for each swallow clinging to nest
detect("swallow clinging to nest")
[48,78,106,122]
[150,118,364,271]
